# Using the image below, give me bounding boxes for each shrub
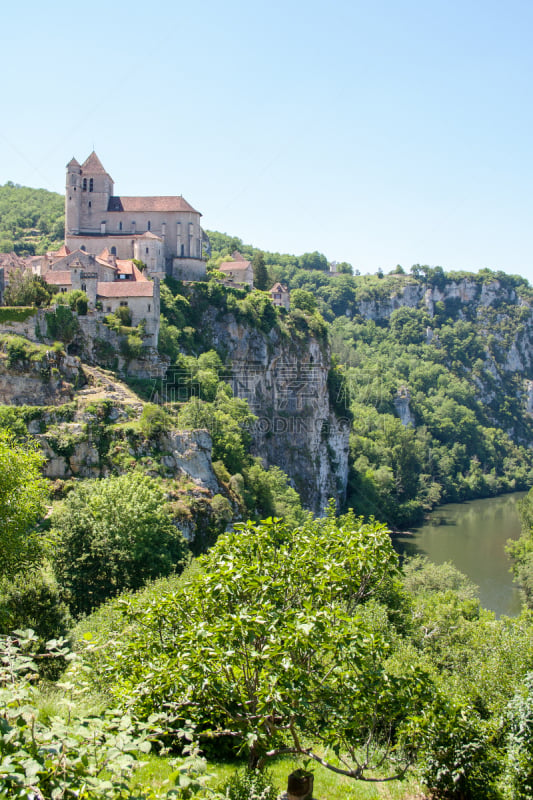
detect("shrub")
[139,403,172,437]
[220,768,277,800]
[45,304,79,344]
[51,471,188,615]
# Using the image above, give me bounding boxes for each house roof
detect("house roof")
[219,260,252,273]
[97,281,154,298]
[50,245,71,258]
[107,195,200,214]
[43,271,72,285]
[81,151,110,176]
[270,282,288,293]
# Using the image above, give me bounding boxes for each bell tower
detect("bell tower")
[65,157,82,235]
[78,152,114,232]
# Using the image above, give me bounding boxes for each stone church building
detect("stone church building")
[65,152,206,281]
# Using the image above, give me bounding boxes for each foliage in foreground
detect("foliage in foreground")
[0,429,48,579]
[82,510,432,782]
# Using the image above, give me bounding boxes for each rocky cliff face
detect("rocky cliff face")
[356,277,520,322]
[205,312,350,514]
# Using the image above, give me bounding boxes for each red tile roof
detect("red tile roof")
[81,151,110,175]
[50,245,71,258]
[97,281,154,298]
[43,271,72,285]
[107,195,200,214]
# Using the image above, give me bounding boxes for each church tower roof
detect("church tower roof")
[67,157,80,168]
[81,151,109,175]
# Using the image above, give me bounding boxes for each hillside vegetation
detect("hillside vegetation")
[0,182,64,254]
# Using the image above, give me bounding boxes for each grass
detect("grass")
[132,753,426,799]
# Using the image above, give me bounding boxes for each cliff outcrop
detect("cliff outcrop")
[204,311,350,514]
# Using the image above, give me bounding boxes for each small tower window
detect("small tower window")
[147,221,151,231]
[146,247,149,254]
[88,201,92,208]
[89,178,94,192]
[82,178,87,190]
[148,304,151,312]
[119,221,122,231]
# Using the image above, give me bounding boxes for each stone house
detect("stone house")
[65,152,206,281]
[269,282,290,310]
[218,251,254,289]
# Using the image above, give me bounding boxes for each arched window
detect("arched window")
[89,178,94,192]
[81,283,86,292]
[111,246,117,255]
[82,178,87,190]
[81,246,86,251]
[119,222,122,231]
[88,201,92,208]
[147,220,151,231]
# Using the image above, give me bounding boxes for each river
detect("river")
[392,492,527,617]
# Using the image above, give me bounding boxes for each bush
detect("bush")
[502,672,533,800]
[51,471,188,615]
[220,768,277,800]
[45,304,79,344]
[139,403,172,437]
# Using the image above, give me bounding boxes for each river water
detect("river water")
[392,492,527,617]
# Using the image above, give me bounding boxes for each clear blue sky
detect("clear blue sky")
[2,0,533,279]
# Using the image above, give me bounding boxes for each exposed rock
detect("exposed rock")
[203,312,349,514]
[160,430,219,492]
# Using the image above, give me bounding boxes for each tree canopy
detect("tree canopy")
[0,430,48,578]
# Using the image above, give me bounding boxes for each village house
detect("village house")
[218,251,254,289]
[269,282,290,310]
[65,152,206,281]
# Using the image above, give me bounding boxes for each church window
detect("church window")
[82,178,87,190]
[147,221,151,231]
[81,284,86,292]
[88,201,92,208]
[81,246,86,251]
[119,222,122,231]
[146,247,149,254]
[180,244,184,257]
[89,178,93,192]
[148,304,151,312]
[111,246,117,255]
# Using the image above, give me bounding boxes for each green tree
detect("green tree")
[101,510,432,781]
[51,471,188,615]
[4,270,53,307]
[252,251,268,290]
[0,430,47,579]
[291,288,318,314]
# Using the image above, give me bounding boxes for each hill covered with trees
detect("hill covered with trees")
[0,182,64,255]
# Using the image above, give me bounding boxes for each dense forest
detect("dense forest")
[0,183,64,255]
[3,187,533,798]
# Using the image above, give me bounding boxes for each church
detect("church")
[65,152,206,281]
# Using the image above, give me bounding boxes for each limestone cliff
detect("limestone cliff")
[204,311,350,514]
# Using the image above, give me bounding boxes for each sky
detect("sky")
[2,0,533,279]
